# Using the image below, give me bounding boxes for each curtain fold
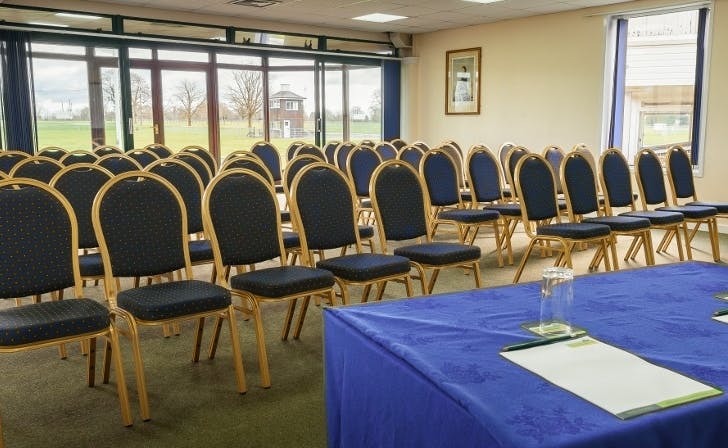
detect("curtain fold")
[0,30,35,153]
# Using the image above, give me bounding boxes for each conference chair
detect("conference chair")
[498,142,518,186]
[93,145,123,157]
[360,139,376,148]
[286,141,306,161]
[8,156,64,183]
[289,163,414,304]
[635,148,719,261]
[542,145,566,194]
[389,138,407,150]
[420,149,503,266]
[182,145,218,176]
[512,154,613,283]
[144,143,173,158]
[0,150,30,174]
[60,150,98,166]
[250,141,283,190]
[396,144,425,171]
[323,140,341,164]
[666,145,728,220]
[465,144,523,265]
[203,168,336,388]
[50,164,114,286]
[0,178,132,443]
[93,171,246,421]
[373,142,397,161]
[334,141,357,171]
[95,154,143,176]
[125,148,159,168]
[561,151,654,268]
[171,151,213,186]
[37,146,67,160]
[412,141,430,152]
[293,143,326,160]
[345,145,382,225]
[599,148,689,261]
[371,160,482,294]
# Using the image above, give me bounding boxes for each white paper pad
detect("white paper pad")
[501,336,721,419]
[713,314,728,324]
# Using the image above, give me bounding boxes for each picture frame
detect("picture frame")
[445,47,481,115]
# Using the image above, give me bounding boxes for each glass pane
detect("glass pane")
[129,69,154,146]
[268,69,315,163]
[100,67,124,147]
[124,19,226,42]
[0,7,112,31]
[235,31,317,49]
[95,48,118,58]
[348,66,381,142]
[161,70,209,150]
[32,57,91,149]
[129,48,152,60]
[269,58,314,67]
[324,67,343,143]
[158,49,209,63]
[218,68,265,159]
[620,10,698,162]
[327,39,394,56]
[217,53,262,66]
[31,43,85,55]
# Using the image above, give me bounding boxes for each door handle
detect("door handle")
[153,123,160,135]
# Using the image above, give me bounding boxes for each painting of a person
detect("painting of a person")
[453,66,472,102]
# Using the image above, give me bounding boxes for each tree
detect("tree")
[226,71,263,130]
[173,79,206,127]
[368,88,382,122]
[101,71,117,112]
[130,72,151,125]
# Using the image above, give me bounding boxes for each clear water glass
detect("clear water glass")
[540,267,574,336]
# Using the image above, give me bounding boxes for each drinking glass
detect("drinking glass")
[540,267,574,336]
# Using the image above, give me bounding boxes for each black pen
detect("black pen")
[712,309,728,317]
[501,333,581,352]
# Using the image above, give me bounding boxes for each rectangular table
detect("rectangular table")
[324,261,728,447]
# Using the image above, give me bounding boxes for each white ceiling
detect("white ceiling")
[93,0,632,35]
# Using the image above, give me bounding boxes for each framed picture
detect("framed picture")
[445,47,481,115]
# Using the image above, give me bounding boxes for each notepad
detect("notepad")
[713,314,728,324]
[715,291,728,300]
[501,336,721,419]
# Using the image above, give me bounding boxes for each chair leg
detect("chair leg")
[225,306,248,394]
[128,321,151,421]
[108,326,133,427]
[281,299,298,341]
[249,299,270,389]
[86,337,97,387]
[709,218,721,261]
[192,317,205,363]
[403,275,414,297]
[609,235,619,271]
[513,239,539,283]
[427,269,441,295]
[374,281,387,301]
[680,222,692,260]
[472,261,483,289]
[103,337,112,384]
[207,315,224,360]
[336,279,350,306]
[361,284,372,303]
[643,230,656,265]
[292,296,311,340]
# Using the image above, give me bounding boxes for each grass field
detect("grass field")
[35,119,381,161]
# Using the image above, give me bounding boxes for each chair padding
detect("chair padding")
[485,203,521,216]
[537,223,611,239]
[0,299,109,346]
[358,225,374,239]
[117,280,230,321]
[189,239,213,263]
[79,253,104,277]
[317,254,411,282]
[583,215,650,232]
[621,210,684,225]
[658,205,717,219]
[438,209,500,224]
[688,201,728,213]
[394,243,480,265]
[230,266,334,298]
[282,231,300,249]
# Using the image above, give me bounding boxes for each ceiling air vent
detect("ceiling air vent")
[228,0,282,7]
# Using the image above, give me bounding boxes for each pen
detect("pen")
[712,309,728,317]
[501,333,582,352]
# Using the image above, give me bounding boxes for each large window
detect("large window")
[607,8,708,166]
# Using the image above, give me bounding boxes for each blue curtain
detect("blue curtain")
[382,60,400,141]
[690,8,708,165]
[608,19,627,149]
[0,31,35,153]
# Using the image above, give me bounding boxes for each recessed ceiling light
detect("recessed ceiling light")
[463,0,505,3]
[28,22,70,28]
[55,13,103,20]
[353,13,408,23]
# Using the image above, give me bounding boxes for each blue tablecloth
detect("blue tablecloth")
[324,261,728,447]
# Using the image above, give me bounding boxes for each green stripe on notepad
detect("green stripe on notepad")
[567,338,598,348]
[616,389,722,419]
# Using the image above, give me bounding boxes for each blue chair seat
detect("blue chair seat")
[317,254,411,282]
[230,266,335,298]
[80,253,104,277]
[583,215,651,232]
[438,209,500,224]
[621,210,684,225]
[282,231,300,249]
[189,239,213,263]
[358,225,374,239]
[280,211,291,223]
[658,205,717,219]
[485,203,521,216]
[117,280,231,321]
[687,201,728,213]
[0,299,109,346]
[394,243,481,265]
[537,223,611,239]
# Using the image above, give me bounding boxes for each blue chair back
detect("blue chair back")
[360,139,376,149]
[126,149,159,168]
[397,145,424,171]
[515,154,559,222]
[335,142,356,170]
[93,145,123,157]
[0,151,30,174]
[599,149,635,208]
[323,141,340,164]
[147,159,205,234]
[498,142,517,182]
[371,161,428,241]
[291,163,358,251]
[94,172,187,277]
[635,149,668,205]
[284,155,320,194]
[413,141,430,152]
[205,169,282,266]
[0,179,78,297]
[221,156,273,184]
[9,156,63,183]
[286,141,305,161]
[294,144,325,160]
[562,152,600,216]
[96,154,143,176]
[505,146,529,190]
[421,150,460,207]
[374,142,397,161]
[250,141,281,182]
[389,138,407,150]
[50,164,113,249]
[182,145,218,176]
[37,147,67,160]
[666,146,695,199]
[346,146,381,197]
[61,151,98,166]
[543,145,565,194]
[145,144,173,158]
[467,146,503,203]
[173,152,212,186]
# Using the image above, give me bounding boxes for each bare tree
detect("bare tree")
[368,88,382,122]
[226,71,263,131]
[101,71,116,109]
[130,72,151,125]
[173,79,206,127]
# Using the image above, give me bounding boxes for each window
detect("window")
[270,99,280,109]
[606,8,708,166]
[285,100,298,111]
